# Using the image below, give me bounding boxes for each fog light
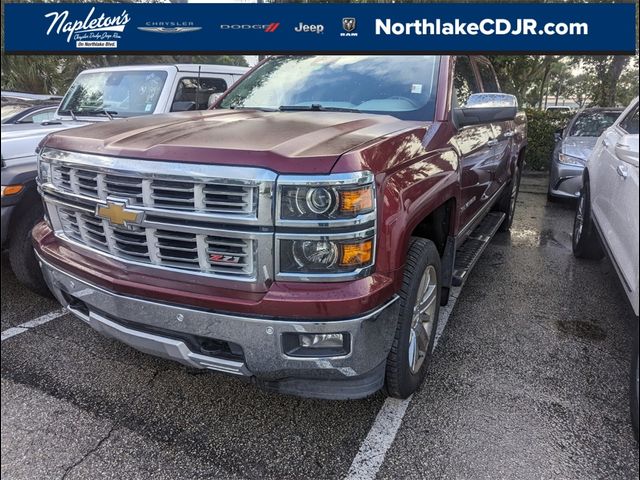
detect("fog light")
[299,333,344,349]
[282,332,350,357]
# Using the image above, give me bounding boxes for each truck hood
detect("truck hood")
[561,136,599,161]
[43,110,421,174]
[1,120,88,161]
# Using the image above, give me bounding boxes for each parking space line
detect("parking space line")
[1,308,67,342]
[345,286,461,480]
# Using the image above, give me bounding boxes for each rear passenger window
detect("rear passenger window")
[476,61,499,92]
[171,77,228,112]
[620,106,639,135]
[452,56,479,107]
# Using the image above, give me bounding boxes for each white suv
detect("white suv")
[572,97,639,440]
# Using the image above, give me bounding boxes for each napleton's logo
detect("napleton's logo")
[96,199,144,228]
[44,7,130,43]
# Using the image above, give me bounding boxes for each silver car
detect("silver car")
[548,108,623,200]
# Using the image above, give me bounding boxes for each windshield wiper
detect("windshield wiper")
[279,104,361,113]
[77,108,118,120]
[228,105,278,112]
[58,109,78,121]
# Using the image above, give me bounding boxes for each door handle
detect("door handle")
[487,139,498,147]
[616,164,629,179]
[503,131,516,138]
[602,138,611,148]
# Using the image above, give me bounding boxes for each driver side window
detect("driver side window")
[452,56,479,108]
[171,77,228,112]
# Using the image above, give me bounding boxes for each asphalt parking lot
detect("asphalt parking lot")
[1,173,638,480]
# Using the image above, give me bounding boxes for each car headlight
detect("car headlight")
[279,237,374,274]
[276,172,376,280]
[558,153,585,166]
[37,156,52,183]
[279,173,375,222]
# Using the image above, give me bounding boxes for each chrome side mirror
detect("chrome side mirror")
[454,93,518,128]
[464,93,518,109]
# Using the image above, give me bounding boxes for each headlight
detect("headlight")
[558,153,585,166]
[38,157,52,183]
[280,237,374,274]
[279,173,375,222]
[276,172,376,280]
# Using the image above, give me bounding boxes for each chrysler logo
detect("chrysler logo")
[96,200,144,228]
[137,26,202,34]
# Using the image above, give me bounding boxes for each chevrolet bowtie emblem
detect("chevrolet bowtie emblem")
[96,200,144,228]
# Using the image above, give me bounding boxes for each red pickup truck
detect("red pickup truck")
[34,55,526,399]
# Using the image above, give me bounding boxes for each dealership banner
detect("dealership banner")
[3,2,636,54]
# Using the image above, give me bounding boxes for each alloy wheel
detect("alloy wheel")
[574,193,585,242]
[408,265,438,374]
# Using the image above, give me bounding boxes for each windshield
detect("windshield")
[219,55,440,121]
[1,104,31,122]
[58,70,168,118]
[569,111,621,137]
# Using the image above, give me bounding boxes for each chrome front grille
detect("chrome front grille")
[42,148,275,284]
[57,207,256,276]
[52,164,256,214]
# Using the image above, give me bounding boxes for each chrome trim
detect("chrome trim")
[276,171,374,187]
[275,227,376,282]
[68,305,250,375]
[40,147,276,226]
[39,148,275,287]
[39,252,401,380]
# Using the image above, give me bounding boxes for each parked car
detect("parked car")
[34,55,527,399]
[1,91,62,103]
[545,105,574,113]
[546,105,574,113]
[1,63,249,295]
[1,101,58,125]
[548,107,623,200]
[572,97,639,440]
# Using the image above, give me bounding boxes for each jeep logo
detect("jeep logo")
[294,22,324,34]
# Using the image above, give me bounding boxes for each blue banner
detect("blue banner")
[3,2,636,54]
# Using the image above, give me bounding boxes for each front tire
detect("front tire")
[496,163,521,232]
[385,238,441,398]
[9,205,51,297]
[572,182,604,260]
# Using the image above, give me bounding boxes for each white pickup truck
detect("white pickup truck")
[1,63,249,294]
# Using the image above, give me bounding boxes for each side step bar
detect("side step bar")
[452,212,506,287]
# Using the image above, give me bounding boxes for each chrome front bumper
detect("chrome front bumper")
[39,254,400,398]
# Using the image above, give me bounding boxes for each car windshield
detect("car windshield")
[569,111,621,137]
[58,70,168,118]
[219,55,440,121]
[1,104,31,122]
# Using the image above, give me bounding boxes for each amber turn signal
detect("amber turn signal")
[340,239,373,267]
[1,184,24,197]
[339,187,374,215]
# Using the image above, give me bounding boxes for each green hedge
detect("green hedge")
[523,109,574,171]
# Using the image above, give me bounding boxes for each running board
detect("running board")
[452,212,506,287]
